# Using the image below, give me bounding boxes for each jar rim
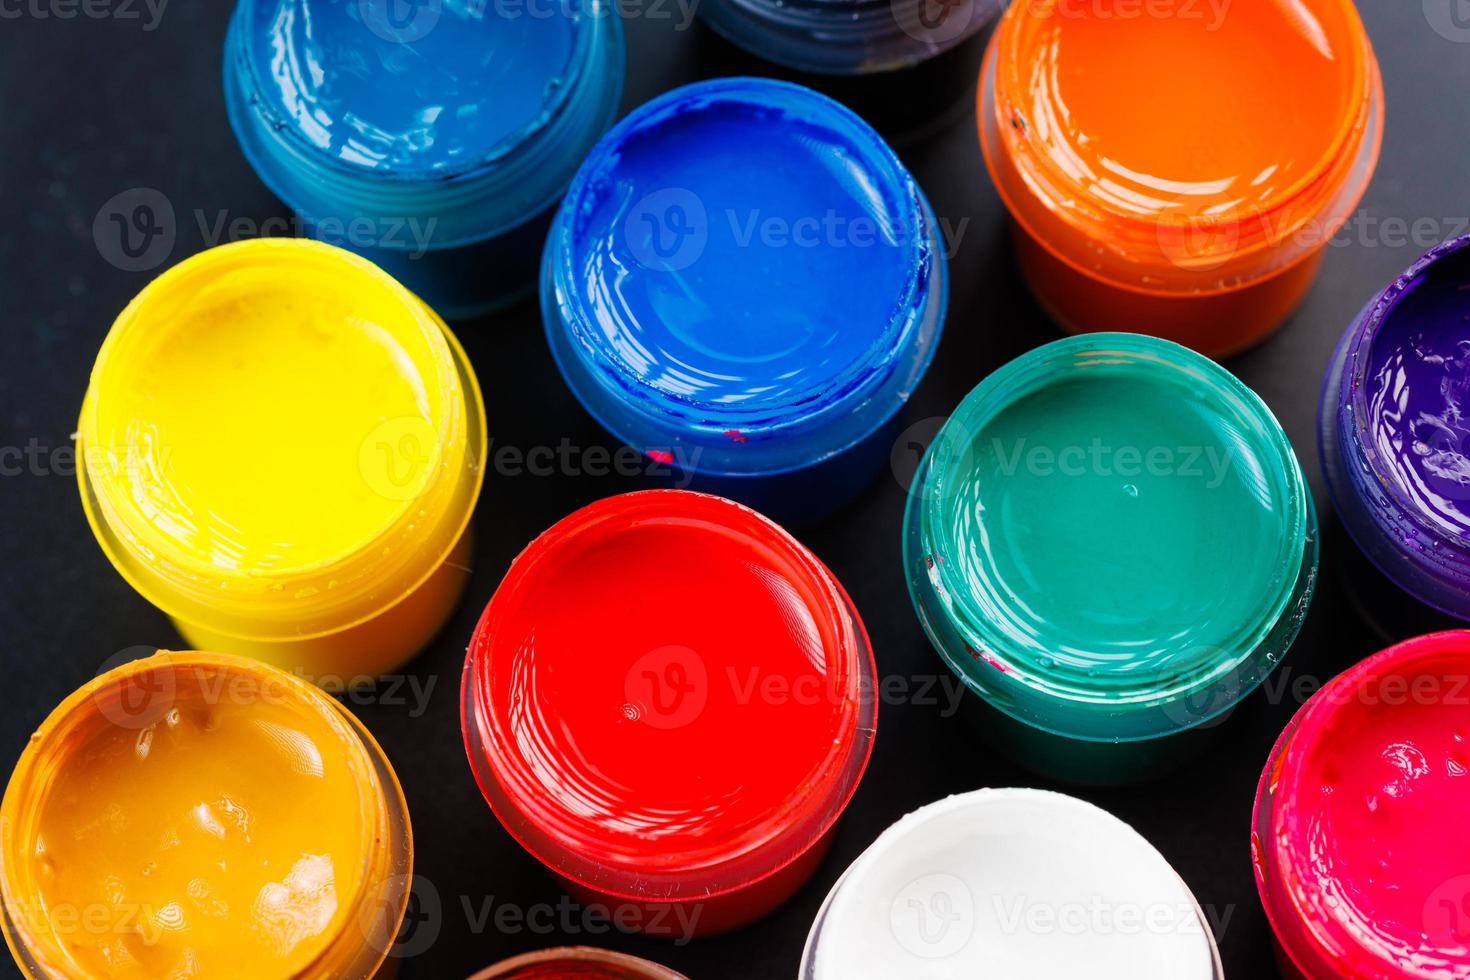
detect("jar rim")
[907,334,1313,737]
[461,490,877,899]
[76,239,486,641]
[0,651,409,980]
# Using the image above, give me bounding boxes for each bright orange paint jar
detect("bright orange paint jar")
[979,0,1383,357]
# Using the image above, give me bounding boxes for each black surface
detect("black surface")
[3,4,1468,978]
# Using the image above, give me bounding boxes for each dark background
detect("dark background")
[3,2,1468,977]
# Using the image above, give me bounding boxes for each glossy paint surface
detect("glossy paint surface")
[1364,240,1470,539]
[1003,0,1357,223]
[1257,632,1470,975]
[923,335,1303,692]
[244,0,579,173]
[87,241,444,575]
[563,78,929,425]
[477,492,860,868]
[6,654,381,978]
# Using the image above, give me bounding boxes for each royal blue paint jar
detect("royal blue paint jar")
[223,0,624,319]
[542,78,947,524]
[1321,235,1470,622]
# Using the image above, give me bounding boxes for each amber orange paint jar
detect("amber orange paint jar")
[979,0,1383,358]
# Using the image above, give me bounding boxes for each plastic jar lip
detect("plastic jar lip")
[801,788,1222,978]
[223,0,625,247]
[543,77,946,476]
[697,0,1000,75]
[978,0,1383,293]
[905,333,1315,741]
[75,239,487,643]
[1338,234,1470,556]
[0,650,411,980]
[461,490,877,902]
[467,947,689,980]
[1253,631,1470,977]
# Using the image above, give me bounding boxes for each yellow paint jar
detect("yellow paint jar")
[0,650,412,978]
[76,239,486,679]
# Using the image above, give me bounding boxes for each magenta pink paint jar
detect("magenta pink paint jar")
[1253,630,1470,977]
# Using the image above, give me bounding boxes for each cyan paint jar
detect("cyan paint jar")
[1321,235,1470,624]
[224,0,624,318]
[905,334,1318,784]
[543,78,947,524]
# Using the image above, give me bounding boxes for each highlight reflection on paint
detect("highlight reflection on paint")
[76,239,485,676]
[906,334,1316,746]
[248,0,578,173]
[544,78,945,509]
[1254,632,1470,977]
[979,0,1382,356]
[0,652,410,979]
[1322,235,1470,621]
[463,491,877,933]
[225,0,626,316]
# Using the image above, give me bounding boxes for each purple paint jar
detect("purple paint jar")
[1321,235,1470,620]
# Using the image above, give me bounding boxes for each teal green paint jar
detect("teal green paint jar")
[904,334,1318,784]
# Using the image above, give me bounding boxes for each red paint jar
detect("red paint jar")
[461,491,876,937]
